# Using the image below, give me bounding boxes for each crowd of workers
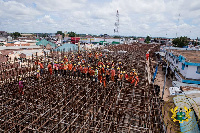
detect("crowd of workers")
[19,51,139,95]
[48,52,137,86]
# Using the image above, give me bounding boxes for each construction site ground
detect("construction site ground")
[154,63,181,133]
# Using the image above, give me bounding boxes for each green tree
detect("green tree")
[145,36,151,44]
[68,31,76,37]
[172,36,189,47]
[11,32,21,39]
[56,31,65,38]
[113,36,120,38]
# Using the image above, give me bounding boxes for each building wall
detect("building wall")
[166,51,200,80]
[186,65,200,79]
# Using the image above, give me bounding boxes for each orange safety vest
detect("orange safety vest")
[68,64,73,71]
[111,69,115,77]
[88,53,92,57]
[48,64,52,70]
[39,63,44,69]
[90,69,95,76]
[106,69,110,75]
[64,64,68,70]
[73,66,77,72]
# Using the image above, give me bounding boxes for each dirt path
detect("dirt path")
[154,65,172,101]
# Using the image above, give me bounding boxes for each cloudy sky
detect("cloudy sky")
[0,0,200,38]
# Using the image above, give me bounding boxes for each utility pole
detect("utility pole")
[114,10,120,43]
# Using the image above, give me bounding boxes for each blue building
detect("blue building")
[164,47,200,85]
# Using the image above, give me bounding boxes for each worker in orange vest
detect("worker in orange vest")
[125,72,129,81]
[98,60,104,66]
[36,70,40,79]
[131,73,139,86]
[106,66,110,82]
[82,59,86,64]
[105,60,110,67]
[110,67,115,82]
[39,61,44,75]
[77,62,81,78]
[118,71,124,87]
[98,66,102,83]
[68,61,73,77]
[64,62,68,76]
[60,61,64,76]
[99,52,103,57]
[129,69,135,82]
[95,52,98,60]
[64,56,68,63]
[87,64,91,79]
[111,61,115,67]
[88,51,92,63]
[146,51,150,60]
[73,64,77,79]
[48,62,53,75]
[102,65,105,74]
[89,67,95,81]
[83,65,88,78]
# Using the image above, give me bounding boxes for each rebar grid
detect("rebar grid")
[0,43,163,133]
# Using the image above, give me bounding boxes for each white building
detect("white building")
[164,47,200,84]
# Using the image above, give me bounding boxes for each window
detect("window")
[176,59,178,64]
[197,66,200,74]
[182,63,185,70]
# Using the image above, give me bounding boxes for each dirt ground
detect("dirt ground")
[153,64,181,133]
[154,65,172,101]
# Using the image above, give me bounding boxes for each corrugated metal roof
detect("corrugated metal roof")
[0,46,41,50]
[55,43,78,52]
[36,39,56,48]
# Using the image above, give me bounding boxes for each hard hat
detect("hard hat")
[37,70,39,72]
[106,60,108,62]
[91,67,93,68]
[99,65,102,68]
[123,71,126,74]
[83,65,85,67]
[107,66,109,68]
[117,67,120,70]
[61,61,63,63]
[120,71,122,73]
[69,61,71,63]
[49,62,51,64]
[103,65,105,68]
[119,62,121,64]
[19,78,21,80]
[133,69,135,71]
[64,56,67,58]
[88,64,90,66]
[135,73,137,75]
